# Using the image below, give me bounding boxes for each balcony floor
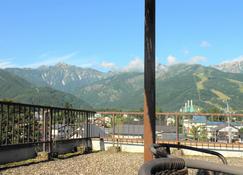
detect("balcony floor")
[1,152,243,175]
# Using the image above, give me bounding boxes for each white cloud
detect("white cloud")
[188,56,207,64]
[100,61,117,70]
[220,55,243,64]
[0,58,15,68]
[24,52,77,68]
[166,55,177,65]
[200,41,211,48]
[123,57,144,72]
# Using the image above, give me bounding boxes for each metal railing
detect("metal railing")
[0,101,96,148]
[96,111,243,150]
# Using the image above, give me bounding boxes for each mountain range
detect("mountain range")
[2,60,243,112]
[0,68,91,109]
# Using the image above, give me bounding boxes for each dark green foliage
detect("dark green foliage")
[75,64,243,112]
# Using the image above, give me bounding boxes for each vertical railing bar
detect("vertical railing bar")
[74,110,75,137]
[112,114,115,146]
[12,105,15,144]
[49,108,53,154]
[69,109,71,139]
[69,109,74,139]
[0,104,3,145]
[64,109,67,139]
[75,110,77,138]
[86,112,88,138]
[43,107,46,152]
[57,109,60,140]
[77,111,79,138]
[81,111,83,138]
[61,110,64,139]
[90,112,92,138]
[27,106,31,143]
[33,107,35,142]
[75,111,78,138]
[53,109,56,140]
[6,105,9,145]
[77,111,80,138]
[80,112,82,138]
[67,109,70,139]
[89,112,91,138]
[60,109,63,139]
[37,107,40,142]
[65,109,68,139]
[17,105,20,144]
[82,112,84,138]
[58,109,60,140]
[74,111,77,138]
[87,112,89,138]
[23,106,26,143]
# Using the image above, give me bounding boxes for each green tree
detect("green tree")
[199,126,208,141]
[190,125,200,141]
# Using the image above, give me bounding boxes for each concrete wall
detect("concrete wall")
[0,145,37,164]
[53,138,92,154]
[92,140,243,157]
[0,138,92,165]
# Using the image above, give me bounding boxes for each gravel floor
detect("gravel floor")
[1,152,243,175]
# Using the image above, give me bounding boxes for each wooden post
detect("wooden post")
[144,0,156,162]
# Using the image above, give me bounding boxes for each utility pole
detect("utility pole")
[144,0,156,162]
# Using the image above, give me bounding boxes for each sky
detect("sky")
[0,0,243,72]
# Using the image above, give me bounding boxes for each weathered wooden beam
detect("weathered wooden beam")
[144,0,156,162]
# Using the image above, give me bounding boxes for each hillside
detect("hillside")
[76,72,144,111]
[76,64,243,112]
[0,69,91,109]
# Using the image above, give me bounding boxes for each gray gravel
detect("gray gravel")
[1,152,243,175]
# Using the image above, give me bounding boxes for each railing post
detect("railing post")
[86,112,89,138]
[49,109,53,156]
[144,0,156,162]
[0,104,3,145]
[43,109,48,152]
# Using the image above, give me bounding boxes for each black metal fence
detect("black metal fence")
[0,101,96,147]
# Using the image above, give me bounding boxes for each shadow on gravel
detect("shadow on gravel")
[0,150,102,171]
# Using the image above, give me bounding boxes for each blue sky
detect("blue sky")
[0,0,243,71]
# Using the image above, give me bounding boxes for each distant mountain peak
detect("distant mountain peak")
[55,62,70,68]
[214,57,243,73]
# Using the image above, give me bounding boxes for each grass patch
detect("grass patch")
[194,72,208,91]
[57,151,85,159]
[211,89,230,101]
[0,154,48,170]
